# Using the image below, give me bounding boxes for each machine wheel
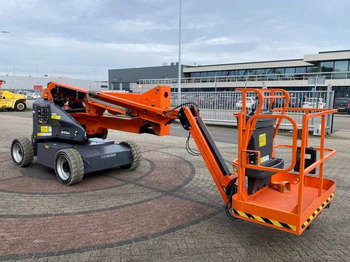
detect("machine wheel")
[120,141,142,170]
[11,137,34,167]
[54,148,84,185]
[15,101,26,111]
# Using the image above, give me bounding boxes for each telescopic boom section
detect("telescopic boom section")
[42,82,236,203]
[43,82,176,136]
[178,106,236,202]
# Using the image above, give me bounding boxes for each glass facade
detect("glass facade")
[320,61,334,72]
[334,60,349,79]
[188,60,350,81]
[256,69,266,75]
[336,86,350,98]
[285,67,295,79]
[295,67,306,73]
[306,66,318,73]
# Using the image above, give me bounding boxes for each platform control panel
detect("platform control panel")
[36,104,51,125]
[32,98,86,143]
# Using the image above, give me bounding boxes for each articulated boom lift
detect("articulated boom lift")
[11,82,336,235]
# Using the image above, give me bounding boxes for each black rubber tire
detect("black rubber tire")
[120,141,142,170]
[54,148,84,185]
[11,137,34,167]
[14,101,26,111]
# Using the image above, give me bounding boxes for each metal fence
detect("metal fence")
[171,90,335,133]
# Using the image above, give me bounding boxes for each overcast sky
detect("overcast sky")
[1,0,349,80]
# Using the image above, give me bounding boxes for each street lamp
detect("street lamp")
[177,0,182,105]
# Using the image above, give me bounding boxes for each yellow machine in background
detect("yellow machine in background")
[0,90,26,111]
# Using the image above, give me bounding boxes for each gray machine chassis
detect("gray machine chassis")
[37,138,133,174]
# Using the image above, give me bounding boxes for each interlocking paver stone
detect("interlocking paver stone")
[0,112,349,261]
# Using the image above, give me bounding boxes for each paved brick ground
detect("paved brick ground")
[0,112,349,261]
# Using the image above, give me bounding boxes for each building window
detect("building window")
[320,61,334,72]
[256,69,265,75]
[293,67,306,80]
[285,67,295,79]
[306,66,318,73]
[285,67,295,74]
[295,67,306,73]
[246,69,255,75]
[266,68,277,80]
[283,67,295,80]
[275,68,285,74]
[335,86,350,98]
[334,60,349,79]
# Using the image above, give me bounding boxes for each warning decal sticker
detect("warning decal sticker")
[259,133,266,147]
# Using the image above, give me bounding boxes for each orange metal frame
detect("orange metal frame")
[42,83,336,235]
[43,82,175,136]
[42,82,237,202]
[232,88,336,235]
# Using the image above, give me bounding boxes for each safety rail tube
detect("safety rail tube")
[243,114,298,174]
[235,88,291,202]
[236,113,245,201]
[297,108,337,215]
[319,115,325,197]
[304,148,335,175]
[236,88,290,140]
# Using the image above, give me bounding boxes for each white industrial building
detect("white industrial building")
[0,75,108,93]
[110,50,350,98]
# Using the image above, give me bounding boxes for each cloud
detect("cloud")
[189,36,245,47]
[1,0,350,79]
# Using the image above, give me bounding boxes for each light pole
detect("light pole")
[177,0,182,105]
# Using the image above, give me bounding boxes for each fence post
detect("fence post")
[325,84,334,134]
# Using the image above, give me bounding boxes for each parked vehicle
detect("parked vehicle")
[334,97,350,114]
[288,97,301,108]
[236,97,256,109]
[217,94,235,109]
[273,97,300,108]
[202,94,217,108]
[302,97,325,109]
[24,91,41,100]
[0,90,27,111]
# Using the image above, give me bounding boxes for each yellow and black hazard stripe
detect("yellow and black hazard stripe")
[232,209,296,232]
[301,193,334,230]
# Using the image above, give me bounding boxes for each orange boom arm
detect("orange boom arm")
[43,82,176,136]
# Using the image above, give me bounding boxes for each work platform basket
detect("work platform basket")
[232,88,336,235]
